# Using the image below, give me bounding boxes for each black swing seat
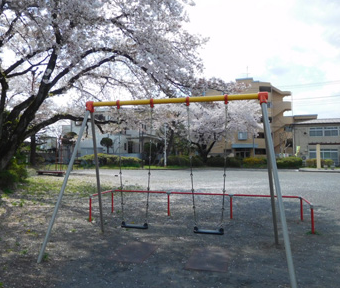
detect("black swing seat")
[194,226,224,235]
[121,221,148,229]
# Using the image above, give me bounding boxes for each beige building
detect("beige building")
[293,118,340,166]
[210,78,293,158]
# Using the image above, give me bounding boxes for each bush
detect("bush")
[78,154,141,168]
[305,158,316,167]
[324,159,334,167]
[0,155,28,188]
[276,157,302,169]
[191,156,204,167]
[242,157,267,168]
[163,155,204,167]
[306,158,334,168]
[206,156,242,168]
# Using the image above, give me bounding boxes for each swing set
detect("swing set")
[37,92,298,288]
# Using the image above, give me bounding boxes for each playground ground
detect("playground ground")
[0,169,339,287]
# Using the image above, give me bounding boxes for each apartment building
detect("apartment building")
[293,118,340,165]
[210,78,293,158]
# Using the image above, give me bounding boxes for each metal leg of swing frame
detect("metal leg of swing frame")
[194,226,224,235]
[121,221,148,229]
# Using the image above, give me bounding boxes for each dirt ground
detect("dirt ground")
[0,169,339,288]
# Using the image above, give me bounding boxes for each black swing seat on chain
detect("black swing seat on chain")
[194,226,224,235]
[121,221,148,229]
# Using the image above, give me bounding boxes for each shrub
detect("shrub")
[242,157,267,168]
[191,156,204,167]
[167,155,190,167]
[162,155,204,167]
[78,154,141,168]
[305,158,316,168]
[276,157,302,169]
[0,154,28,188]
[306,158,334,168]
[206,156,242,168]
[324,159,334,167]
[206,156,224,167]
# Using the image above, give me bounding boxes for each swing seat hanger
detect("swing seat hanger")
[121,221,148,230]
[194,226,224,235]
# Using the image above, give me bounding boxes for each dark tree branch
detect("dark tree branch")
[5,48,51,75]
[7,57,48,78]
[24,113,121,139]
[49,54,117,95]
[6,94,35,123]
[0,13,19,46]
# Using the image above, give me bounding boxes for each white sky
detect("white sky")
[186,0,340,118]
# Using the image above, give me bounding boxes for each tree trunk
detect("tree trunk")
[194,141,216,163]
[166,128,175,157]
[0,142,18,171]
[30,135,37,166]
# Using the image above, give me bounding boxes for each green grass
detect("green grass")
[306,230,321,235]
[20,249,28,255]
[18,177,113,199]
[43,253,49,262]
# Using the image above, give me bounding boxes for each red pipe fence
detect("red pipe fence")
[88,189,315,234]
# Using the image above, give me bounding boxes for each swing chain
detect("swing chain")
[187,104,198,227]
[117,108,125,223]
[219,103,229,228]
[144,105,153,224]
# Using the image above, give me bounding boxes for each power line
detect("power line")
[279,80,340,89]
[294,100,340,106]
[291,94,340,102]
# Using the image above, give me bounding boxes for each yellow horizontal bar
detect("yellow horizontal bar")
[92,93,261,108]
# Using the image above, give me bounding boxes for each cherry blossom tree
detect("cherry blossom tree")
[0,0,205,171]
[189,100,261,162]
[102,81,261,163]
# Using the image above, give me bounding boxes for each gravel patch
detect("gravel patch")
[0,169,339,287]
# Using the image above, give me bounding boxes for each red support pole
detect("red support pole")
[111,192,114,213]
[167,193,171,216]
[311,205,315,234]
[300,197,304,221]
[229,195,233,219]
[89,197,92,222]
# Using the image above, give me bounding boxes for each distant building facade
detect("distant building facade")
[62,108,156,161]
[293,118,340,165]
[210,78,293,158]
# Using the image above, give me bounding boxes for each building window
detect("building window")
[238,132,248,140]
[255,149,266,155]
[309,127,323,136]
[256,132,265,139]
[324,127,339,136]
[309,149,339,165]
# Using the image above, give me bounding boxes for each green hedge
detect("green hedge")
[242,157,267,168]
[306,158,334,168]
[165,155,204,167]
[206,156,242,168]
[276,157,302,169]
[79,154,142,167]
